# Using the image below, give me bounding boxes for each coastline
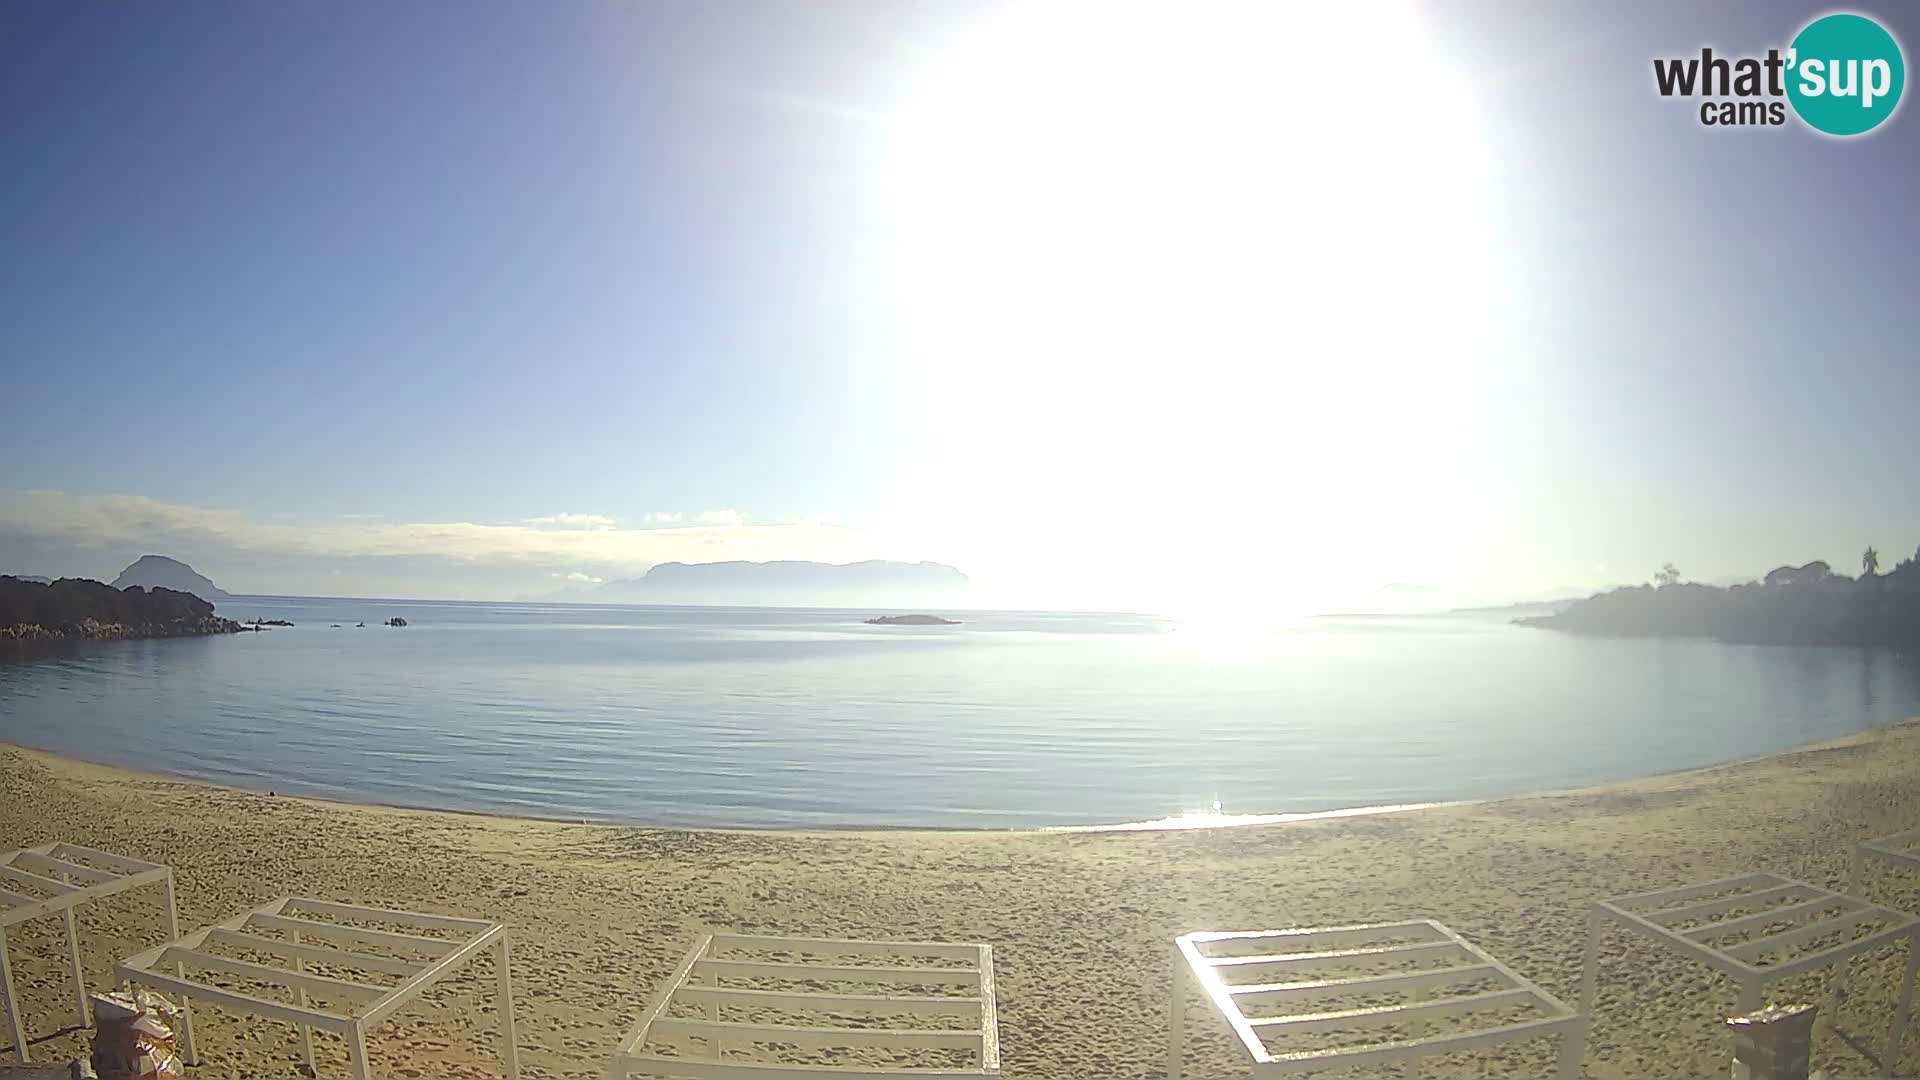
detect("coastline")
[7,715,1914,836]
[0,738,1466,833]
[7,722,1920,1078]
[5,708,1913,833]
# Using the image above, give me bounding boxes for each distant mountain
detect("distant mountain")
[593,559,970,608]
[2,575,52,585]
[109,555,231,600]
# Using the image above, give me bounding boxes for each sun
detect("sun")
[876,2,1503,612]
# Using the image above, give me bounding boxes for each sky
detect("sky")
[2,1,1918,611]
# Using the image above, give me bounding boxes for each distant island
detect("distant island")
[1519,548,1920,648]
[590,559,970,608]
[0,576,243,641]
[865,614,959,625]
[110,554,232,600]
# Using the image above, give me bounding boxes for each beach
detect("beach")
[6,722,1920,1079]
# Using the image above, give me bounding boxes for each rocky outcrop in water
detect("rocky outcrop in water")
[864,614,960,625]
[0,576,244,640]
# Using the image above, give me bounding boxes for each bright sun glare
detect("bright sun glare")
[881,3,1502,615]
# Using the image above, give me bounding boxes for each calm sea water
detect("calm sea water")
[2,596,1918,828]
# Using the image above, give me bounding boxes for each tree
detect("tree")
[1654,563,1681,587]
[1863,546,1881,577]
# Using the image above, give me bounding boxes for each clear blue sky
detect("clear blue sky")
[2,1,1917,607]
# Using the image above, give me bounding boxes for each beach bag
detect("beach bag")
[88,989,182,1080]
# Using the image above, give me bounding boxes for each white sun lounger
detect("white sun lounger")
[0,843,179,1063]
[1850,829,1920,900]
[608,931,999,1080]
[116,896,519,1080]
[1171,921,1583,1078]
[1585,872,1920,1069]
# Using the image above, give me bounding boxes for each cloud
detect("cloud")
[564,571,603,584]
[639,510,744,528]
[519,513,617,530]
[0,490,895,597]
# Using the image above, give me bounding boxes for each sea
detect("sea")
[2,596,1917,829]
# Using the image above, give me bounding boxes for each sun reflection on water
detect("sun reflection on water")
[1049,800,1449,833]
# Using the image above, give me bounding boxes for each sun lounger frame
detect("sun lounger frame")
[607,931,999,1080]
[1584,872,1920,1069]
[1851,829,1920,899]
[0,843,178,1064]
[1169,921,1582,1079]
[115,896,518,1080]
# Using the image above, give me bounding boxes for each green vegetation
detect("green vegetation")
[0,576,242,640]
[1519,545,1920,647]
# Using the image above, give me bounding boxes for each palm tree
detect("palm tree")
[1863,546,1880,577]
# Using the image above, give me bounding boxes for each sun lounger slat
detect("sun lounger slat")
[710,934,981,961]
[1245,987,1539,1033]
[1644,883,1815,926]
[1862,829,1920,853]
[611,1059,986,1080]
[283,897,494,933]
[1683,896,1853,940]
[1206,940,1464,971]
[1768,922,1920,977]
[0,864,78,895]
[249,912,458,956]
[695,958,982,987]
[1228,963,1497,1004]
[165,947,390,999]
[653,1017,983,1051]
[675,985,983,1016]
[358,924,503,1024]
[1611,874,1780,910]
[1184,921,1445,947]
[1265,1015,1579,1067]
[1727,908,1887,962]
[12,852,118,885]
[47,844,164,875]
[977,944,998,1073]
[205,928,426,978]
[114,963,348,1031]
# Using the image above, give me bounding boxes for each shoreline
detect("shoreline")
[9,721,1920,1079]
[7,738,1457,833]
[8,712,1918,835]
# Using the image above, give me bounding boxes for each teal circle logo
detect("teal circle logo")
[1786,13,1905,136]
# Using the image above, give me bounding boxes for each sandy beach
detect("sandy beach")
[6,723,1920,1079]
